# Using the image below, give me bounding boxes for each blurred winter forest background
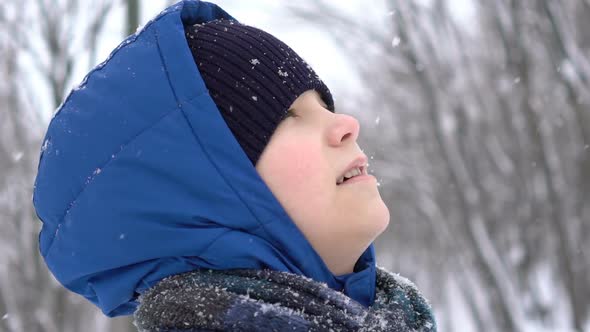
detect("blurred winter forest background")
[0,0,589,331]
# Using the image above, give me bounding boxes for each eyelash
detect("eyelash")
[283,105,329,120]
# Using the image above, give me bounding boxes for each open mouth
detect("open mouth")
[336,165,367,185]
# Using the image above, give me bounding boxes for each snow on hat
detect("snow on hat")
[184,19,335,165]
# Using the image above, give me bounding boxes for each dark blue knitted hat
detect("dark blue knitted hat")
[184,19,335,165]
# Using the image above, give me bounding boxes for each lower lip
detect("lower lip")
[337,174,376,186]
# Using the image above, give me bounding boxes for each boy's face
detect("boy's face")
[255,90,390,275]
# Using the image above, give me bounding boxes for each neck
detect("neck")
[328,260,356,276]
[319,241,370,276]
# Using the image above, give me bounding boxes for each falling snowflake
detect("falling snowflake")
[250,58,260,65]
[12,151,23,162]
[252,96,258,101]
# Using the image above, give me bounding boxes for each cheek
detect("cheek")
[268,141,323,188]
[262,140,329,219]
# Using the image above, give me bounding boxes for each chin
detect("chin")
[361,198,390,241]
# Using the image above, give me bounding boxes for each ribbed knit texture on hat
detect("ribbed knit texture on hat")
[184,19,335,165]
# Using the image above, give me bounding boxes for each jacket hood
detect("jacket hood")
[32,0,376,317]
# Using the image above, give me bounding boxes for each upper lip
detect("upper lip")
[337,155,368,184]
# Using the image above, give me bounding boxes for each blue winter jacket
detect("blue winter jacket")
[32,0,377,318]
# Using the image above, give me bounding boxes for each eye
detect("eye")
[284,109,298,119]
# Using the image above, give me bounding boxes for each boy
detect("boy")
[33,1,436,331]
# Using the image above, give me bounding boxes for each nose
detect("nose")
[327,112,360,146]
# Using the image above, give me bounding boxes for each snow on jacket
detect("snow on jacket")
[134,267,436,332]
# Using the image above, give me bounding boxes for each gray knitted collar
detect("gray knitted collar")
[133,267,436,332]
